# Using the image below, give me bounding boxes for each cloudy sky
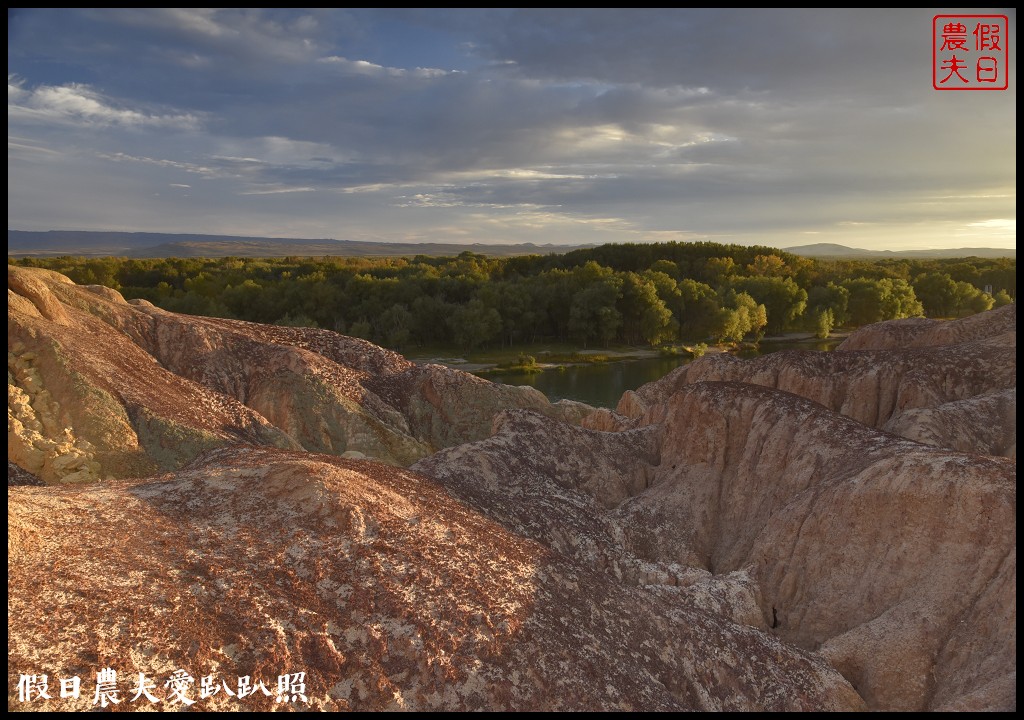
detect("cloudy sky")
[7,9,1016,250]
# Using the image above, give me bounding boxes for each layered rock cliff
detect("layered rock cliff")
[605,304,1015,458]
[415,385,1016,710]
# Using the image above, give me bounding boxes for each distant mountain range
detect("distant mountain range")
[783,242,1015,259]
[7,231,1014,260]
[7,230,592,258]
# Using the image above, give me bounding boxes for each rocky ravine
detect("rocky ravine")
[8,267,1016,711]
[416,389,1015,711]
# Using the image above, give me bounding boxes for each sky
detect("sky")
[7,8,1017,250]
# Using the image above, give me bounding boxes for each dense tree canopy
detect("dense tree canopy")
[11,243,1012,352]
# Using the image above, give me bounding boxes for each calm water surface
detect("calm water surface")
[480,338,842,409]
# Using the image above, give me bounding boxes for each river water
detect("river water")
[480,338,843,409]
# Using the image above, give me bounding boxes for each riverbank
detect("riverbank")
[407,329,852,374]
[407,345,660,374]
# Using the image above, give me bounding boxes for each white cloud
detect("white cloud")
[318,55,454,78]
[394,190,557,210]
[98,152,217,176]
[446,167,589,181]
[8,82,199,129]
[239,186,317,195]
[967,218,1016,230]
[96,8,327,63]
[160,8,225,38]
[8,75,28,101]
[215,136,342,166]
[8,136,62,157]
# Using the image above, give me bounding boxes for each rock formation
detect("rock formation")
[416,386,1016,711]
[836,304,1016,350]
[606,304,1015,458]
[8,266,1015,711]
[8,266,591,482]
[9,447,864,711]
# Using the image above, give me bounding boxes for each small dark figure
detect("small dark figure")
[771,606,779,629]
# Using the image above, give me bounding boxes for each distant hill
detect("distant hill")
[784,242,1015,259]
[6,230,590,258]
[9,231,1013,260]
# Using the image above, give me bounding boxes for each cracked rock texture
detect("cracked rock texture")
[9,447,863,711]
[418,386,1015,711]
[7,267,1015,711]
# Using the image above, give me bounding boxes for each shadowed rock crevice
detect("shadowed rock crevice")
[415,380,1015,711]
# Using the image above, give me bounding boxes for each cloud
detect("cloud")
[85,8,331,64]
[318,55,455,78]
[8,78,199,129]
[967,218,1016,231]
[98,152,217,176]
[239,186,317,195]
[441,8,930,97]
[8,135,62,157]
[6,9,1016,249]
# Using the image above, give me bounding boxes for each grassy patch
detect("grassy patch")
[491,353,543,374]
[540,352,619,364]
[659,342,709,358]
[408,341,647,367]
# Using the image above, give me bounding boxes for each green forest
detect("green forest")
[11,243,1015,354]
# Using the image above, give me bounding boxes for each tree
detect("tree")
[735,292,769,341]
[913,272,959,317]
[715,290,767,343]
[618,272,675,346]
[806,283,850,326]
[375,304,413,349]
[348,318,373,340]
[813,308,835,339]
[703,256,738,284]
[649,259,680,279]
[980,261,1016,298]
[677,279,722,340]
[746,254,789,278]
[450,299,502,352]
[410,295,454,345]
[644,269,685,341]
[730,276,807,335]
[534,269,576,342]
[276,312,319,328]
[569,279,622,348]
[843,278,887,326]
[843,277,923,325]
[950,280,993,316]
[879,279,924,320]
[993,289,1014,307]
[479,281,537,347]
